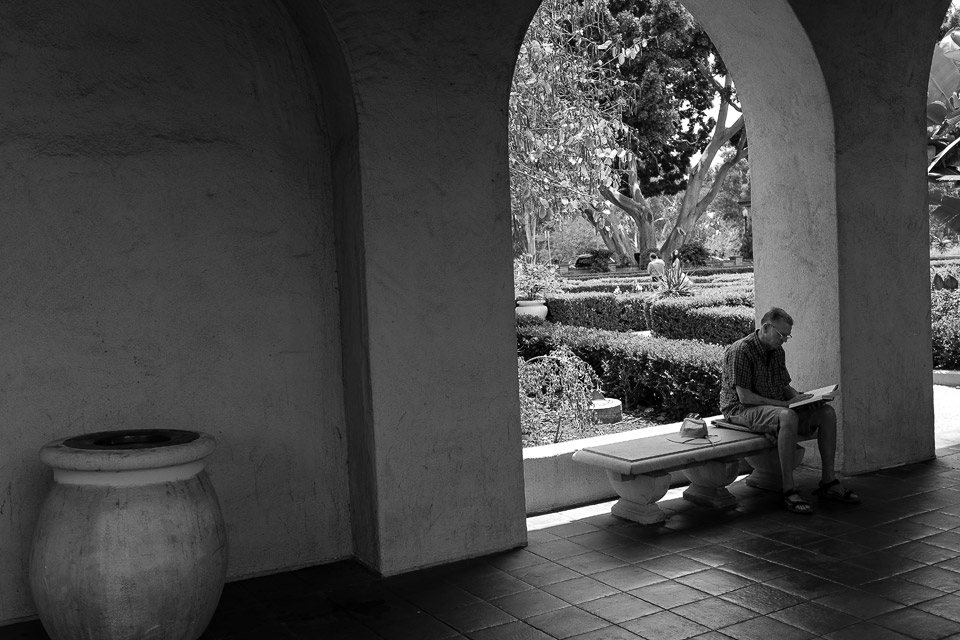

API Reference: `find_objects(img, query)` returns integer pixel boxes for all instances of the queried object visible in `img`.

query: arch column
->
[285,0,536,575]
[685,0,944,474]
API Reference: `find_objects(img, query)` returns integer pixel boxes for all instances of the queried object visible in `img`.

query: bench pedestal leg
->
[682,460,740,508]
[606,470,670,524]
[744,444,806,492]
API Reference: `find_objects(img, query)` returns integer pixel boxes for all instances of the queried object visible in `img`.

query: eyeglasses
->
[765,323,792,341]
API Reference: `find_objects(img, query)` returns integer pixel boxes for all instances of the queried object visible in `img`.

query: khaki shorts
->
[725,404,829,438]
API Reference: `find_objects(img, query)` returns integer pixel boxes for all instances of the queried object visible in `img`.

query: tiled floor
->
[8,445,960,639]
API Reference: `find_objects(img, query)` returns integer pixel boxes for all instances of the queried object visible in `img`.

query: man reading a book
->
[720,307,860,514]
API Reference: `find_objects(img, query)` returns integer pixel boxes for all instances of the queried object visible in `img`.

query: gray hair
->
[760,307,793,326]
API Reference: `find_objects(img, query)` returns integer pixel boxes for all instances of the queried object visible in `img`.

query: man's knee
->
[776,409,799,441]
[819,403,837,423]
[778,408,799,429]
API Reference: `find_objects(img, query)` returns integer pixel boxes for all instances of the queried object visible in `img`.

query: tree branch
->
[693,133,748,216]
[694,61,741,112]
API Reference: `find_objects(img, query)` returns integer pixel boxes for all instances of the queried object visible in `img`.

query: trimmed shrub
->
[685,306,755,344]
[515,314,546,328]
[561,278,647,294]
[547,291,658,331]
[605,336,723,418]
[516,322,724,419]
[684,265,754,277]
[649,288,754,340]
[546,292,619,330]
[933,290,960,369]
[616,293,650,331]
[691,273,754,286]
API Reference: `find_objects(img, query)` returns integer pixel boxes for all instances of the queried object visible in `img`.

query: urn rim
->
[39,429,217,471]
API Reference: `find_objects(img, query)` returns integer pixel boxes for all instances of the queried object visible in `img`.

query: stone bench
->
[571,417,815,524]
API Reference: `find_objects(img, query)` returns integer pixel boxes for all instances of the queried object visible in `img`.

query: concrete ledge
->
[934,370,960,387]
[523,421,688,515]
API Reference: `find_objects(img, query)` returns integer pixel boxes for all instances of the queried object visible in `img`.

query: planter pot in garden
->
[516,299,548,320]
[29,429,227,640]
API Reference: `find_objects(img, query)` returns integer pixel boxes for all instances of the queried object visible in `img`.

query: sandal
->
[813,479,860,504]
[782,488,814,515]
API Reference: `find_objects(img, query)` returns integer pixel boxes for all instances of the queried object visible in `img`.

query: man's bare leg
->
[777,409,800,491]
[814,404,838,484]
[811,404,859,502]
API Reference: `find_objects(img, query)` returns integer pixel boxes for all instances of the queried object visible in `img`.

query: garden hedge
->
[647,289,754,343]
[932,290,960,369]
[683,305,755,344]
[546,292,654,331]
[561,278,647,294]
[546,286,753,339]
[545,292,620,330]
[517,322,723,419]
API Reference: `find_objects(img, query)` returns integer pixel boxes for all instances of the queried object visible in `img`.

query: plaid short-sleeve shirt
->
[720,330,791,415]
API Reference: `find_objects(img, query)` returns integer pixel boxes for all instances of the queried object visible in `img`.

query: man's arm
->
[783,385,808,401]
[735,385,792,408]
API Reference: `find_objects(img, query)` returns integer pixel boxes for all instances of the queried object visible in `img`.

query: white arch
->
[683,0,840,390]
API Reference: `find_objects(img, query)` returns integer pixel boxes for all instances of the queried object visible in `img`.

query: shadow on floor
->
[7,444,960,639]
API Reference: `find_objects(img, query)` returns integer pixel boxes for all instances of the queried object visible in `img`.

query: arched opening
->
[512,0,840,514]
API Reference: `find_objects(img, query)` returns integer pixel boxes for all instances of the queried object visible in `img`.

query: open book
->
[788,384,839,409]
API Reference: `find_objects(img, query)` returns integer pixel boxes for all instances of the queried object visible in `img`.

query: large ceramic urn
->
[29,429,227,640]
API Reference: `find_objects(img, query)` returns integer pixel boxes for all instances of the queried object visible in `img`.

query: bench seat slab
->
[572,428,770,476]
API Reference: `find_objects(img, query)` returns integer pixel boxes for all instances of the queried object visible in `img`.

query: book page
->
[788,384,839,409]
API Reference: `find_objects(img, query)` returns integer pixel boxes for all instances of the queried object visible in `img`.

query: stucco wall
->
[786,0,944,472]
[306,0,535,574]
[0,0,350,623]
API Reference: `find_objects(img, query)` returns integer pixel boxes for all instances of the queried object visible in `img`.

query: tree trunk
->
[598,158,654,265]
[660,77,747,259]
[580,206,635,264]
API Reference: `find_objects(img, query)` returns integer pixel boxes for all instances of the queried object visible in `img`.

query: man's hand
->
[785,393,812,406]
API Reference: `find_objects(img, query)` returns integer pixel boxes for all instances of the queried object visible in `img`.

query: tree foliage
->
[509,0,636,259]
[590,0,722,197]
[509,0,748,264]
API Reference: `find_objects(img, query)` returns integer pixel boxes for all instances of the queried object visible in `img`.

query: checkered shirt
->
[720,330,792,415]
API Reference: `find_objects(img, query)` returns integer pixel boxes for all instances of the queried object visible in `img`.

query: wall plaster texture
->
[0,0,350,623]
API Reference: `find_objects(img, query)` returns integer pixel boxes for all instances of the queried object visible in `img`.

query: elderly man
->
[720,307,860,514]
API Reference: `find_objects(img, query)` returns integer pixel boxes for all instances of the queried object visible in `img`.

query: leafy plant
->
[932,290,960,368]
[518,345,600,444]
[514,257,563,301]
[655,265,694,297]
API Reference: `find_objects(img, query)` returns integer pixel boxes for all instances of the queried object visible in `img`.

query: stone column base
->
[682,459,741,508]
[606,470,670,524]
[744,444,806,492]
